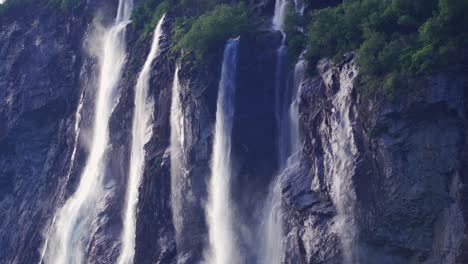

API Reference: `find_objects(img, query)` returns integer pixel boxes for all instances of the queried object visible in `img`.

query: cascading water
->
[272,0,289,168]
[259,3,292,263]
[275,39,289,168]
[293,0,304,15]
[289,57,306,152]
[260,58,306,264]
[169,65,186,257]
[38,91,85,264]
[272,0,288,31]
[204,38,240,264]
[321,61,359,263]
[41,0,133,263]
[117,14,165,264]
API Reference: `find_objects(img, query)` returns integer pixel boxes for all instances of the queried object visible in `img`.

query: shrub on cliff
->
[284,3,306,63]
[306,0,468,95]
[171,3,252,62]
[132,0,170,37]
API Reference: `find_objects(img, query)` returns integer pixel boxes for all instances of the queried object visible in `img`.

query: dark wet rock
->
[285,56,468,263]
[0,4,89,264]
[1,1,468,264]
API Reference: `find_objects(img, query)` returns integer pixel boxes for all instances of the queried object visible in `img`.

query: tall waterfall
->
[204,38,240,264]
[272,0,289,168]
[260,3,291,263]
[260,58,306,264]
[275,40,289,168]
[169,65,186,257]
[42,0,133,263]
[118,14,165,264]
[322,61,359,263]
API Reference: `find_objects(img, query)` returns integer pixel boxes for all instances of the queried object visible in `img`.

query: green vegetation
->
[178,0,219,16]
[171,3,252,62]
[306,0,468,95]
[131,0,171,37]
[284,3,306,63]
[132,0,252,64]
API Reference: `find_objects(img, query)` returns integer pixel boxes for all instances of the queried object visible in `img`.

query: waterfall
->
[261,3,293,263]
[260,58,306,264]
[322,61,359,263]
[169,65,186,258]
[273,0,289,167]
[38,91,85,264]
[263,0,307,261]
[293,0,304,15]
[289,58,306,152]
[275,39,289,169]
[272,0,288,31]
[42,0,133,263]
[118,14,165,264]
[204,38,240,264]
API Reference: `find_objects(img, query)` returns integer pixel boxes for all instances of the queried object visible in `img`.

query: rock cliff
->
[0,1,467,264]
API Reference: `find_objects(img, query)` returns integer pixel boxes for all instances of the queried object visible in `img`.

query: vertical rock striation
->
[281,53,468,263]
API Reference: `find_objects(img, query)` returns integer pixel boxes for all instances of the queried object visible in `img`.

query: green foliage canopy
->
[131,0,171,37]
[306,0,468,95]
[171,3,252,62]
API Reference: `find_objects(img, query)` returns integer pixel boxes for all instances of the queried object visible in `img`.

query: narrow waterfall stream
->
[205,38,240,264]
[273,0,289,168]
[323,62,359,264]
[169,65,186,259]
[275,39,289,168]
[289,58,306,152]
[259,2,294,263]
[41,0,133,263]
[118,14,166,264]
[260,58,306,264]
[38,91,85,264]
[272,0,288,31]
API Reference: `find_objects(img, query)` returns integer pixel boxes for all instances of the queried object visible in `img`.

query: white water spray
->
[38,91,85,264]
[260,58,306,264]
[169,64,188,257]
[260,4,291,264]
[204,38,240,264]
[118,14,165,264]
[289,57,306,152]
[321,61,359,263]
[272,0,289,31]
[272,0,289,167]
[42,1,133,263]
[293,0,304,15]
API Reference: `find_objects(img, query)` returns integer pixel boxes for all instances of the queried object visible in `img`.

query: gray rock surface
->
[0,5,89,263]
[282,54,468,263]
[1,2,467,264]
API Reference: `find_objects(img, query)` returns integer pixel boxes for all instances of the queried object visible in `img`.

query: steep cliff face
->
[281,54,468,263]
[1,0,467,264]
[0,5,89,263]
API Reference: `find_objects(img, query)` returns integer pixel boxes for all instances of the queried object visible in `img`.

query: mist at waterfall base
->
[40,0,133,263]
[118,14,165,264]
